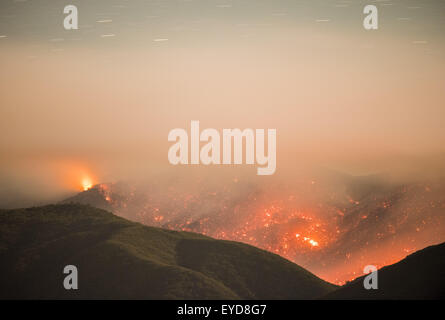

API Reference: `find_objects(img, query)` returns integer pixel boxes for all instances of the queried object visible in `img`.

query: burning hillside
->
[63,173,445,284]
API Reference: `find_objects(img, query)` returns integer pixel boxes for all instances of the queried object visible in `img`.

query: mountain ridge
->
[0,203,336,299]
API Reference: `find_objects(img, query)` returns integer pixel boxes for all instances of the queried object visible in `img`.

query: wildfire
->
[84,178,445,285]
[296,234,319,247]
[82,177,93,191]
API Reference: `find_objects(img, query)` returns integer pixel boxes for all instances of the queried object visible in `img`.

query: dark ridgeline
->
[0,204,335,299]
[324,242,445,299]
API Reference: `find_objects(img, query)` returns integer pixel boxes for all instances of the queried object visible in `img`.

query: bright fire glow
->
[82,177,93,191]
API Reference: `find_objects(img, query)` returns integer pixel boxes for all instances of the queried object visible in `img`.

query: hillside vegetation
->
[0,204,336,299]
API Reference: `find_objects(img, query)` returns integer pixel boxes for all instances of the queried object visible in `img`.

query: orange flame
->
[81,177,93,191]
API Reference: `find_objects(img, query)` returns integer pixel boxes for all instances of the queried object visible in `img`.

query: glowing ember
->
[309,239,319,247]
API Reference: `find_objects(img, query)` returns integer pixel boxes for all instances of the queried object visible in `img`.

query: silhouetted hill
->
[0,204,336,299]
[324,242,445,299]
[62,186,112,211]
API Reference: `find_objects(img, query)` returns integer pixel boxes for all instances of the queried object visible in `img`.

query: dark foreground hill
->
[0,204,336,299]
[324,242,445,299]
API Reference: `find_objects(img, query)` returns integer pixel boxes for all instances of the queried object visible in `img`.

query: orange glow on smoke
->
[52,160,97,191]
[21,158,98,192]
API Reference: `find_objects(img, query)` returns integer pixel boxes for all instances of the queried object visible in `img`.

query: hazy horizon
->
[2,1,445,204]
